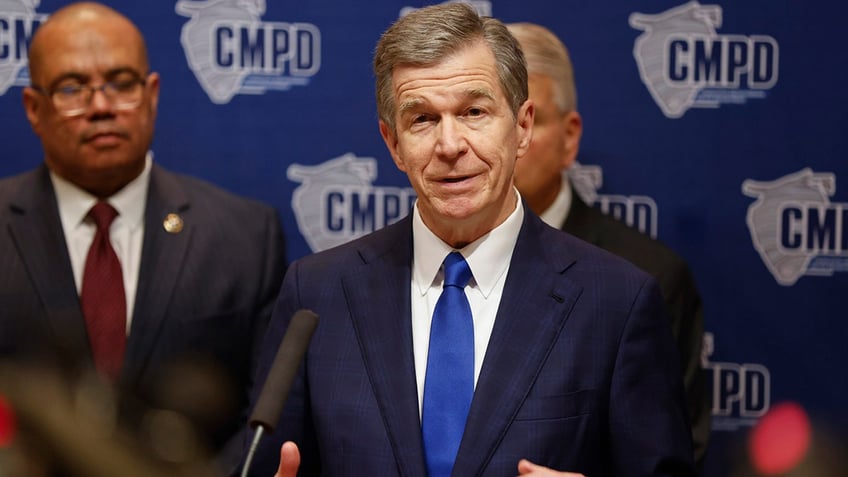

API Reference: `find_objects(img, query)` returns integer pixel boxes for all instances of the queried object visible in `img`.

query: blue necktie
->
[422,251,474,477]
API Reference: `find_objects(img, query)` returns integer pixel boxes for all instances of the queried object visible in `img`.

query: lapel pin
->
[163,213,184,234]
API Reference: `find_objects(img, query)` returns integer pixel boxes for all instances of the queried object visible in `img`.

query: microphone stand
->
[240,425,266,477]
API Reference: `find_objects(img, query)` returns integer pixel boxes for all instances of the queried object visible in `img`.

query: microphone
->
[241,309,319,477]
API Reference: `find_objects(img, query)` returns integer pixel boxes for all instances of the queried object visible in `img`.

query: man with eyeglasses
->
[0,1,287,465]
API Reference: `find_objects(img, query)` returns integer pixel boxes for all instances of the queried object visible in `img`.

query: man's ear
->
[561,111,583,170]
[379,120,406,172]
[22,87,43,134]
[146,71,161,116]
[515,99,534,157]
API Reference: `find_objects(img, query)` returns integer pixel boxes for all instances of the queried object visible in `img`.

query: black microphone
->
[241,309,319,477]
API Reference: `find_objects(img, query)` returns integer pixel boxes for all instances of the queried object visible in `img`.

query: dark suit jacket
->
[247,207,696,477]
[0,163,286,450]
[562,188,709,465]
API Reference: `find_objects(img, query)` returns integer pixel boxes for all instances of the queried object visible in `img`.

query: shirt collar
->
[538,171,572,228]
[51,152,152,231]
[412,188,525,298]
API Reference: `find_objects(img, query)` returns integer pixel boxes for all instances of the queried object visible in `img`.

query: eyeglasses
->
[31,75,148,117]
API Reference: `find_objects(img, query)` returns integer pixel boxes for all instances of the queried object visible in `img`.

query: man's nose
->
[434,117,468,159]
[86,86,114,115]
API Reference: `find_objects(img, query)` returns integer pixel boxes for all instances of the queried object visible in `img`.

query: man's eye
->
[110,80,139,92]
[54,85,84,96]
[412,115,430,124]
[466,108,483,117]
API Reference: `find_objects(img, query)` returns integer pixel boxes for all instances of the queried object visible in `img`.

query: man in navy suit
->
[506,22,710,467]
[0,1,286,456]
[249,3,695,476]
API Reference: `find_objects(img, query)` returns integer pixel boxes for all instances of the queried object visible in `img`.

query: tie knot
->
[88,201,119,232]
[443,252,472,288]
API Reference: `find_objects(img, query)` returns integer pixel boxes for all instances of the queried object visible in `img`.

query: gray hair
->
[373,3,528,132]
[506,22,577,114]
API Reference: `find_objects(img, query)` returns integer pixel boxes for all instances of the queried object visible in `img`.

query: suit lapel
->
[123,165,192,378]
[455,212,582,476]
[343,218,428,476]
[7,166,91,360]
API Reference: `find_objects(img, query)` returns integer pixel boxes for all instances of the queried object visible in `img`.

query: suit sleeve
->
[248,207,288,386]
[609,277,697,477]
[657,261,710,467]
[245,259,321,477]
[217,206,288,476]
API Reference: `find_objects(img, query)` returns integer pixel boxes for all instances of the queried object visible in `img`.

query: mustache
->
[81,123,131,143]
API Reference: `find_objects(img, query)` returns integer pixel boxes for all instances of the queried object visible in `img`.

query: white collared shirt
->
[538,171,573,228]
[411,189,524,416]
[51,153,152,333]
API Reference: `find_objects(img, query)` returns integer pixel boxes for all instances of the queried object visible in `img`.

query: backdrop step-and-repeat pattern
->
[1,1,845,474]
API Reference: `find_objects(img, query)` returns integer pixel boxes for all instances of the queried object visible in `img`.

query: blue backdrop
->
[2,0,845,474]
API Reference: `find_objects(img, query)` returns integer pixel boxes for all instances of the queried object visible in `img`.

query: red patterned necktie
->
[80,201,126,380]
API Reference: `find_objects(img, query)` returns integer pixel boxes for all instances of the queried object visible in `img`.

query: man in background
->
[506,21,709,465]
[0,1,286,464]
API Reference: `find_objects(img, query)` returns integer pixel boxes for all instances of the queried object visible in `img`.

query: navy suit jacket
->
[248,206,696,477]
[0,163,286,449]
[562,188,709,465]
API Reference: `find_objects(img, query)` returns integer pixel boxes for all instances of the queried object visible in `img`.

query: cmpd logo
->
[288,153,416,252]
[569,162,658,238]
[743,168,848,286]
[176,0,320,104]
[702,332,771,431]
[629,1,779,118]
[0,0,46,96]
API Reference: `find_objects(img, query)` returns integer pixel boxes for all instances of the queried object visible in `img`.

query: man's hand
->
[517,459,585,476]
[274,441,300,477]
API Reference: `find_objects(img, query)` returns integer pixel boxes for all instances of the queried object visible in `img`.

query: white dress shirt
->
[51,154,152,333]
[411,189,524,416]
[538,172,573,228]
